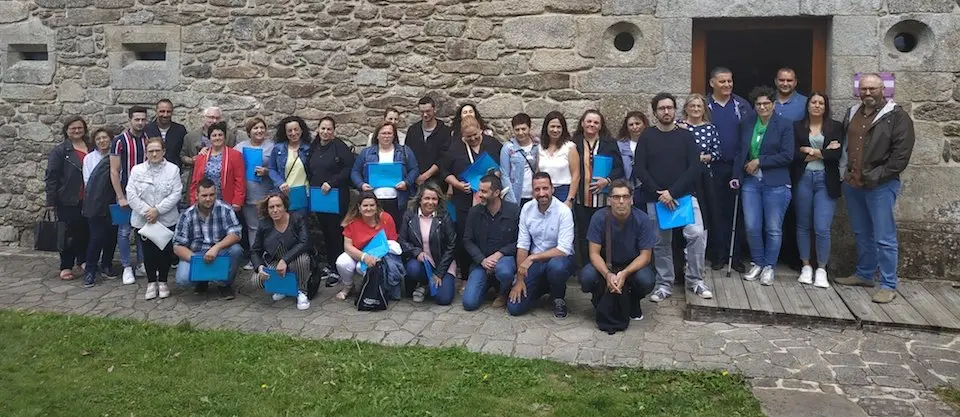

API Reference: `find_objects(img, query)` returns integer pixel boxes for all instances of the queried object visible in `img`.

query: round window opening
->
[614,32,635,52]
[893,32,918,53]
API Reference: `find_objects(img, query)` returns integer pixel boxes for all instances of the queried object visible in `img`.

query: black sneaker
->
[711,262,724,271]
[552,298,568,319]
[630,305,644,321]
[83,273,96,288]
[323,267,341,287]
[218,286,235,300]
[101,266,119,279]
[732,261,746,273]
[193,282,209,295]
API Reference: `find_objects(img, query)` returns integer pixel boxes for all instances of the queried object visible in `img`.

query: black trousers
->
[454,207,471,280]
[574,205,601,269]
[140,228,174,283]
[706,162,746,265]
[57,204,88,270]
[314,212,344,267]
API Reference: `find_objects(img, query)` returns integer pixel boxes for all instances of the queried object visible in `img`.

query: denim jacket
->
[267,141,311,191]
[499,137,539,204]
[350,145,419,207]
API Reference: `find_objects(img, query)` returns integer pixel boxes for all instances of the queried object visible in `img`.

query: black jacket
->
[144,121,188,168]
[45,140,89,207]
[308,138,355,212]
[573,135,625,205]
[463,201,520,265]
[406,120,452,176]
[82,156,116,218]
[398,208,456,278]
[443,135,503,212]
[251,212,311,268]
[792,119,845,199]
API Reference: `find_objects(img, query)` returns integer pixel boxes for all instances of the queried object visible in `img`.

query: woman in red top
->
[189,121,245,210]
[334,191,398,300]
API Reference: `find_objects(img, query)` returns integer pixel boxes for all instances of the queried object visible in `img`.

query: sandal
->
[59,269,74,280]
[335,286,353,301]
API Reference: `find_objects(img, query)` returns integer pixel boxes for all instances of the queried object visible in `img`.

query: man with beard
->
[462,174,521,311]
[833,73,915,304]
[508,172,575,318]
[182,106,236,167]
[144,99,187,168]
[773,68,808,122]
[405,96,452,188]
[110,106,149,284]
[634,93,713,303]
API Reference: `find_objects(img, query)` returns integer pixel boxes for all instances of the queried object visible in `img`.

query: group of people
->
[42,69,915,326]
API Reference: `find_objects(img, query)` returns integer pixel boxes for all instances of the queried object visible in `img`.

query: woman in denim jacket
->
[500,113,540,206]
[268,116,312,214]
[351,121,419,223]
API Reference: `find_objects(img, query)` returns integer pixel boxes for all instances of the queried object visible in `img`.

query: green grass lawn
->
[0,310,763,417]
[937,387,960,413]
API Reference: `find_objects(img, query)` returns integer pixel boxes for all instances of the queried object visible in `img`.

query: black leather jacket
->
[251,212,311,268]
[398,208,456,278]
[45,140,89,207]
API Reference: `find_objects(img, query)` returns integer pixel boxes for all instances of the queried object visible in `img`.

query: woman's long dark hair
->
[341,191,382,227]
[451,103,489,135]
[275,116,311,144]
[617,111,648,140]
[540,111,571,149]
[573,109,612,140]
[800,91,832,128]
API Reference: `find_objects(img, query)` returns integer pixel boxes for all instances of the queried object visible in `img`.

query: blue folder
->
[288,186,308,211]
[109,204,132,226]
[309,188,340,214]
[460,152,499,192]
[367,163,403,189]
[655,195,695,230]
[263,268,299,297]
[592,155,613,193]
[242,147,263,183]
[357,230,390,274]
[424,260,439,297]
[189,255,231,282]
[447,201,457,222]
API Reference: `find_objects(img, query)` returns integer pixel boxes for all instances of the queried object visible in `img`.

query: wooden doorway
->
[692,18,828,97]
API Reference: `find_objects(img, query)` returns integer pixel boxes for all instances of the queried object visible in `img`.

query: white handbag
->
[138,222,174,248]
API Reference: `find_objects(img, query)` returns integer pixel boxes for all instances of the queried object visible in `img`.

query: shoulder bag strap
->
[605,210,614,272]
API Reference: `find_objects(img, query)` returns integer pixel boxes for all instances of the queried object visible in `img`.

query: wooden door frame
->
[691,17,828,94]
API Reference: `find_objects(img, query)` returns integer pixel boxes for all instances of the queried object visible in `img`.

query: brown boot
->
[833,274,876,287]
[871,289,897,304]
[491,295,506,308]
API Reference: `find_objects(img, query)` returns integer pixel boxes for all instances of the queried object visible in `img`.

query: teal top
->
[805,133,825,171]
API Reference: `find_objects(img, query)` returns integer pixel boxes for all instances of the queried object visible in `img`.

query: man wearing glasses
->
[578,179,657,321]
[633,93,713,302]
[833,73,915,304]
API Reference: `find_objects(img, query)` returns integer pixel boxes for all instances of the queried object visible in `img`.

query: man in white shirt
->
[508,172,576,318]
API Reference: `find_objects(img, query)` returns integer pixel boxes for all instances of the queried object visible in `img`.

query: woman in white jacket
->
[127,137,182,300]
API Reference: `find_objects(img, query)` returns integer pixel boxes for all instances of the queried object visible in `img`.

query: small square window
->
[123,43,167,64]
[8,44,49,65]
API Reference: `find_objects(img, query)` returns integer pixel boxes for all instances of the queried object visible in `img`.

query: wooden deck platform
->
[684,266,960,332]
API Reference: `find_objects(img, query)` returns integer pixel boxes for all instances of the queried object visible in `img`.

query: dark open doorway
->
[692,18,828,97]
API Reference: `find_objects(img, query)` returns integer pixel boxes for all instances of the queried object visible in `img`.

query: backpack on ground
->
[356,260,388,311]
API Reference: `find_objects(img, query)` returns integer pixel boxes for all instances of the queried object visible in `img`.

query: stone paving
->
[1,248,957,417]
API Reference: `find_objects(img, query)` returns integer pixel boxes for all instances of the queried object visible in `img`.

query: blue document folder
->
[109,204,132,226]
[424,260,439,297]
[447,201,457,222]
[242,147,263,183]
[189,255,231,282]
[287,186,307,211]
[367,163,403,189]
[357,230,390,274]
[655,195,695,230]
[263,268,299,297]
[309,188,340,214]
[592,155,613,193]
[460,152,499,192]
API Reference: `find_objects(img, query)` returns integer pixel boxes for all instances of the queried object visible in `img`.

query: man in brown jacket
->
[834,73,915,303]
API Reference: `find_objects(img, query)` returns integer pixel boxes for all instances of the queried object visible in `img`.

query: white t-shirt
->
[520,143,534,199]
[537,141,575,186]
[159,126,169,140]
[374,148,398,199]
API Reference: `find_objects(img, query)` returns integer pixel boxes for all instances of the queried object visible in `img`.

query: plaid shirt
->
[173,200,242,253]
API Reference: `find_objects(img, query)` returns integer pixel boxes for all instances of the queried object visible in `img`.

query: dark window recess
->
[125,43,168,61]
[614,32,635,52]
[893,33,917,53]
[9,44,49,61]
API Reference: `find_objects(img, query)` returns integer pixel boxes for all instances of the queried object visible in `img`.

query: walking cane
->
[726,192,740,278]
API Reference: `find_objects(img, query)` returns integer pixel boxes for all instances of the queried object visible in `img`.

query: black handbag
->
[34,209,66,252]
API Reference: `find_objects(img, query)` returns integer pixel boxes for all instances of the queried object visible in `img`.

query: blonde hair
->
[459,115,481,134]
[407,182,448,212]
[683,93,712,123]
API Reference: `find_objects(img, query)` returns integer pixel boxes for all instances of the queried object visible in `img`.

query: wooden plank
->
[743,278,784,313]
[773,279,820,317]
[835,285,891,323]
[898,282,960,330]
[807,285,856,321]
[721,270,751,311]
[866,288,929,327]
[687,268,719,309]
[925,281,960,320]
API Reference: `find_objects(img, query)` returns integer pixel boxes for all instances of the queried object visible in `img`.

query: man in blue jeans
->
[508,172,575,318]
[579,180,657,320]
[462,174,520,311]
[110,106,149,284]
[834,73,915,304]
[173,178,244,300]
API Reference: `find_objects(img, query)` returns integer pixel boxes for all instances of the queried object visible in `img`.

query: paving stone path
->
[1,248,957,417]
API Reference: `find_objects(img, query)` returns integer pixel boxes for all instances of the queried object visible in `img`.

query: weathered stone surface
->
[602,0,656,15]
[58,80,85,103]
[912,121,947,166]
[576,54,688,93]
[502,15,576,48]
[829,16,878,56]
[662,18,692,52]
[879,14,960,72]
[656,0,801,17]
[476,0,545,17]
[211,65,262,79]
[829,56,879,103]
[94,0,134,8]
[64,8,122,25]
[182,26,223,43]
[545,0,601,13]
[464,19,494,41]
[0,2,31,23]
[0,84,57,101]
[888,0,956,13]
[529,50,593,72]
[475,73,570,90]
[437,60,502,76]
[424,20,465,37]
[355,69,388,87]
[753,389,870,417]
[799,0,882,15]
[575,16,662,67]
[445,38,480,60]
[944,123,960,138]
[915,103,960,123]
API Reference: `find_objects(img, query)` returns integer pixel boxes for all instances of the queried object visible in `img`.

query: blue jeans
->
[795,170,837,266]
[462,256,516,311]
[174,244,244,287]
[844,180,901,290]
[553,185,570,202]
[117,222,143,268]
[578,263,656,301]
[404,258,456,305]
[741,176,792,267]
[507,255,572,316]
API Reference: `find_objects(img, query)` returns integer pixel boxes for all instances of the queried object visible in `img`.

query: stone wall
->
[0,0,958,280]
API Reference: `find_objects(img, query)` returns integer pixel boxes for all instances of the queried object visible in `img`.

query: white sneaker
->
[760,266,775,286]
[743,263,762,281]
[242,261,253,271]
[412,285,426,303]
[296,291,310,310]
[144,283,158,300]
[136,264,146,277]
[648,288,670,303]
[798,265,813,285]
[814,268,830,288]
[158,282,170,299]
[272,293,286,301]
[122,267,135,285]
